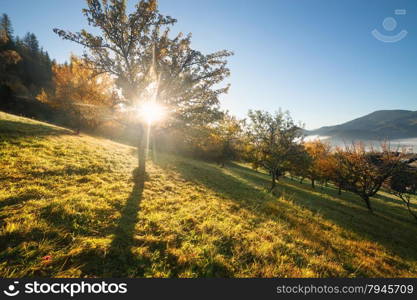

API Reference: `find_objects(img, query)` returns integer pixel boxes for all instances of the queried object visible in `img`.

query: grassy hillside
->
[1,111,417,278]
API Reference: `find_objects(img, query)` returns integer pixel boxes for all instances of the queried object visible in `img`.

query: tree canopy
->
[334,143,404,212]
[246,110,304,191]
[53,0,233,128]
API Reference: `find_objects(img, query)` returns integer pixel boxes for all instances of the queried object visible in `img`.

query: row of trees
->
[186,109,417,221]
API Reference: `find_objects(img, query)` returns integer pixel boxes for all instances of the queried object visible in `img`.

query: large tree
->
[246,110,304,191]
[54,0,232,178]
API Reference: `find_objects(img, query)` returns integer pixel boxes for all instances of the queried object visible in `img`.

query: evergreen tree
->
[0,13,53,100]
[0,14,14,46]
[23,32,39,54]
[0,13,21,100]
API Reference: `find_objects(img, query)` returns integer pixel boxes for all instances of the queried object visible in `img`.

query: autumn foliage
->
[303,140,332,189]
[37,56,116,131]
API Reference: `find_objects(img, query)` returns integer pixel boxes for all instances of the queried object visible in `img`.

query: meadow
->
[1,111,417,278]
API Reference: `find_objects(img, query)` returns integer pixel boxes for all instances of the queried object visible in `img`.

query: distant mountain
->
[308,110,417,140]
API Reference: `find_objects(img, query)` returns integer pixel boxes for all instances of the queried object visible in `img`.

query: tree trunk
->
[137,123,147,179]
[363,195,373,213]
[311,179,315,189]
[402,196,417,223]
[406,203,417,223]
[338,185,342,196]
[270,171,276,192]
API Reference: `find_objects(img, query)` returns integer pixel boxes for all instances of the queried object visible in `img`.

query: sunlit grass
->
[0,111,416,277]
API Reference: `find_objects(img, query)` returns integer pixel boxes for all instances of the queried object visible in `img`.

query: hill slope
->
[1,111,417,277]
[309,110,417,140]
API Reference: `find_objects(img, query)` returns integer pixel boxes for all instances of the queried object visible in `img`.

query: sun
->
[137,101,166,124]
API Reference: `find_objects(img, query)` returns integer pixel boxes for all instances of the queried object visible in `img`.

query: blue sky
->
[2,0,417,129]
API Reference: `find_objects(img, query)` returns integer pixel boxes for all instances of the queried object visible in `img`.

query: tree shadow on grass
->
[154,157,271,207]
[76,169,148,277]
[374,192,417,210]
[4,168,150,277]
[228,163,417,257]
[26,166,110,178]
[0,194,34,210]
[107,170,146,276]
[154,156,417,264]
[0,119,71,140]
[0,228,63,254]
[229,162,417,223]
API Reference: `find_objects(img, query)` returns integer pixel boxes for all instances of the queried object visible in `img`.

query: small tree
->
[334,143,403,213]
[388,165,417,223]
[176,113,243,165]
[304,140,332,189]
[320,152,343,195]
[211,114,244,167]
[246,110,304,191]
[288,147,311,183]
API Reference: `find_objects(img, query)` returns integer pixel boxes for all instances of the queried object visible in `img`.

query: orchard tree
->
[304,140,332,189]
[246,110,304,191]
[211,113,244,167]
[174,113,243,164]
[323,152,344,195]
[334,143,404,213]
[288,147,311,184]
[54,0,232,179]
[388,165,417,223]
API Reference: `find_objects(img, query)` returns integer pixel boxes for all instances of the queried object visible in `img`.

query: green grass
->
[1,111,417,277]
